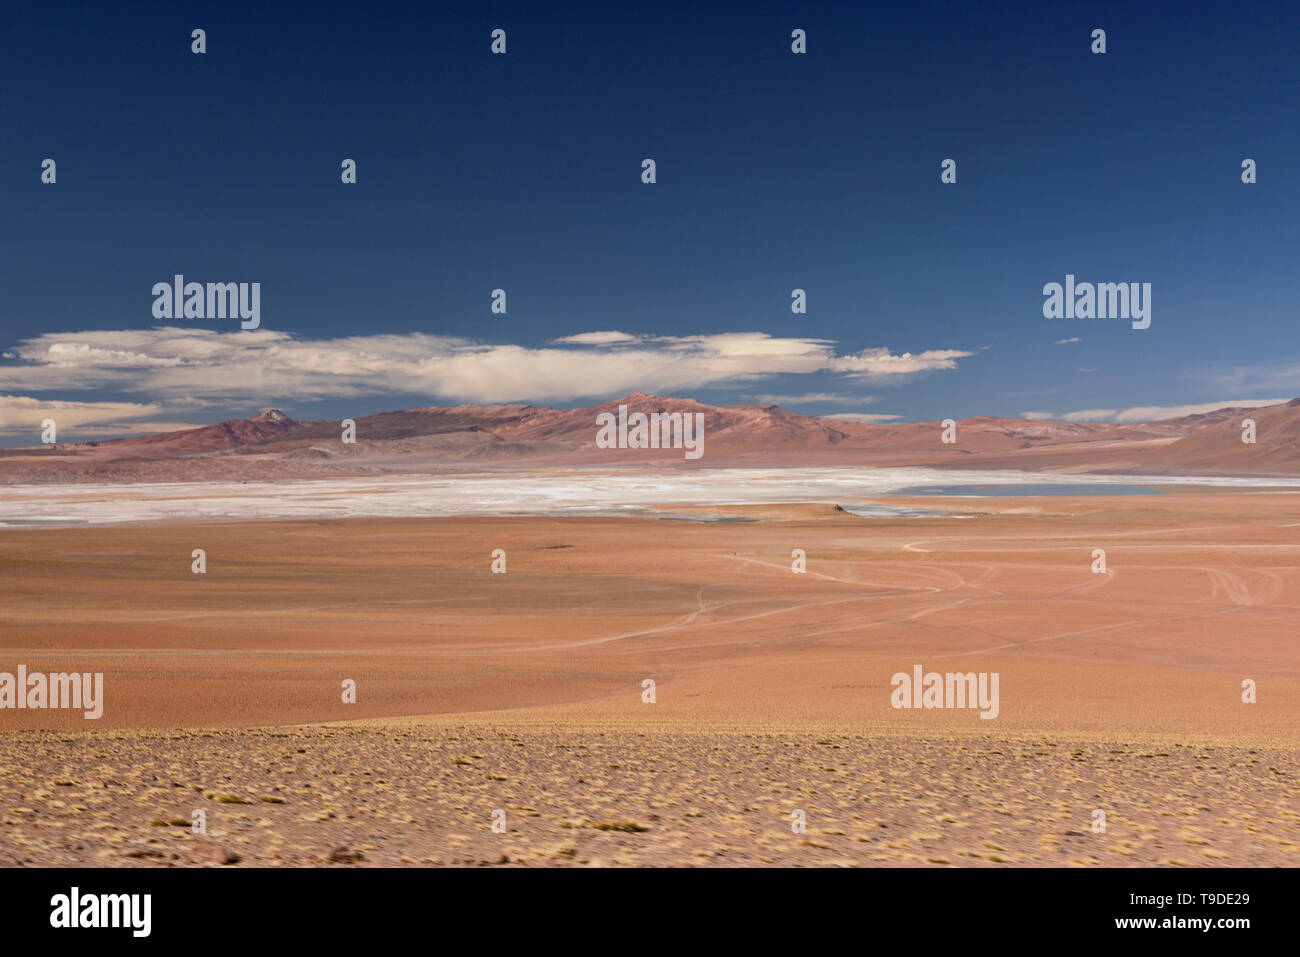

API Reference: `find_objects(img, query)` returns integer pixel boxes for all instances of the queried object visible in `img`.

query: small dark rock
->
[190,840,240,865]
[329,846,365,864]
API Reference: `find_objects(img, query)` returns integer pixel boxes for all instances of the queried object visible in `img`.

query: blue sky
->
[2,0,1298,444]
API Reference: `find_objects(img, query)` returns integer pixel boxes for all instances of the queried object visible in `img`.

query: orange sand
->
[1,491,1296,866]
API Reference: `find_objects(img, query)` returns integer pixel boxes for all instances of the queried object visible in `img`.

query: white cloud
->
[1112,398,1287,423]
[1061,408,1119,422]
[550,331,640,345]
[0,394,200,436]
[745,393,875,405]
[0,328,972,405]
[1053,337,1082,345]
[1044,398,1288,424]
[821,413,902,423]
[1020,411,1056,420]
[827,346,972,378]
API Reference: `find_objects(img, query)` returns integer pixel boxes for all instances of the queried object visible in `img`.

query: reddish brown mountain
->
[2,395,1296,483]
[1138,398,1300,473]
[114,409,303,453]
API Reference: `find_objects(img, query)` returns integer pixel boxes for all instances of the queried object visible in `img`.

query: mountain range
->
[2,394,1297,484]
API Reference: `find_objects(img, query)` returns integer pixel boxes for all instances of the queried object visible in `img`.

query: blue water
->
[889,483,1164,497]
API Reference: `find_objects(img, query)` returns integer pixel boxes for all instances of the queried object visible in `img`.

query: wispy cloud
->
[1052,337,1082,345]
[1197,363,1300,394]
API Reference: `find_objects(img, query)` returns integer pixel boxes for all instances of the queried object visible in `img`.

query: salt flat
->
[4,466,1300,527]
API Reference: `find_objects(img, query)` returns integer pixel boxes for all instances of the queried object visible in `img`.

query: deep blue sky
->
[2,1,1298,443]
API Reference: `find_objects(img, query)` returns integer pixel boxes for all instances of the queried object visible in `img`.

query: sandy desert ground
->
[0,489,1296,865]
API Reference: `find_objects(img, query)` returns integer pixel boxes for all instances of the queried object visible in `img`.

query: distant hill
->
[2,394,1296,483]
[1137,398,1300,474]
[113,408,303,452]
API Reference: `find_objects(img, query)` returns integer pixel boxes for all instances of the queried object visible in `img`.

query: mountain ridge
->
[3,394,1296,482]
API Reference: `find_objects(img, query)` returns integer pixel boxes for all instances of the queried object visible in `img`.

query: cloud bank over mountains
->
[0,327,971,433]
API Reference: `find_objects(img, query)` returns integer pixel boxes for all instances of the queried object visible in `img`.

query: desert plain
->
[0,487,1296,866]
